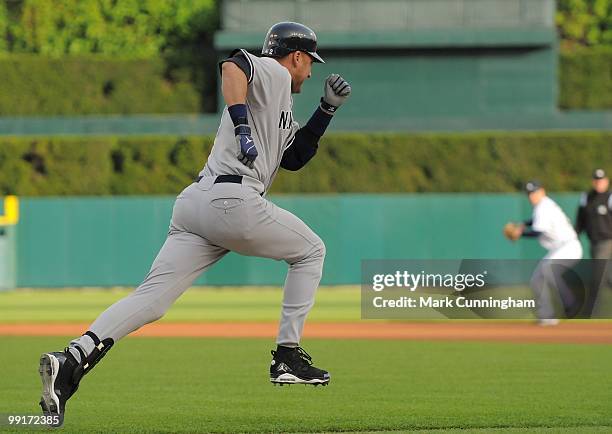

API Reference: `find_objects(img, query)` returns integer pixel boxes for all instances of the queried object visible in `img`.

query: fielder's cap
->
[525,180,543,194]
[592,168,607,179]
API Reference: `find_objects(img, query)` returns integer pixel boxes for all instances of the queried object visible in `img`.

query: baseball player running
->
[38,21,351,426]
[505,181,583,325]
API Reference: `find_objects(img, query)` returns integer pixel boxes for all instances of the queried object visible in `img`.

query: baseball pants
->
[589,239,612,317]
[590,239,612,291]
[77,176,325,347]
[530,239,583,319]
[590,239,612,260]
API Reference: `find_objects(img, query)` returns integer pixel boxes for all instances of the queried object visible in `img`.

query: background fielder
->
[37,21,351,427]
[504,180,583,324]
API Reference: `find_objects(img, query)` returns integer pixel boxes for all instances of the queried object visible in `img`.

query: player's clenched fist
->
[320,74,351,115]
[235,124,258,169]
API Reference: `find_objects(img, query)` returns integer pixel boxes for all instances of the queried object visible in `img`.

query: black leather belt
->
[195,175,243,184]
[195,174,263,196]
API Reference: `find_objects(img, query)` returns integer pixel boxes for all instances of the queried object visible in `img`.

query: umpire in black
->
[576,169,612,259]
[575,168,612,316]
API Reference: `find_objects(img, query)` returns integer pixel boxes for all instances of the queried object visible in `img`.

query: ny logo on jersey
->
[279,110,293,130]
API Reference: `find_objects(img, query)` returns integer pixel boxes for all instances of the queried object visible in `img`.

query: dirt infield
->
[0,322,611,344]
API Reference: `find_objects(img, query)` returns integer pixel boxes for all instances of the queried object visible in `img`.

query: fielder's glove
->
[503,222,523,241]
[320,74,351,115]
[235,124,258,169]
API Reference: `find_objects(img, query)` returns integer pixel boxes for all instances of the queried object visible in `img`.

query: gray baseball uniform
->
[202,49,299,194]
[39,25,348,423]
[73,50,325,350]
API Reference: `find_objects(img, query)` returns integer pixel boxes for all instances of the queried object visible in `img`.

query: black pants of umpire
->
[587,239,612,317]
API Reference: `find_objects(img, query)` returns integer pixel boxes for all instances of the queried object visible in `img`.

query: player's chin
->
[291,82,303,94]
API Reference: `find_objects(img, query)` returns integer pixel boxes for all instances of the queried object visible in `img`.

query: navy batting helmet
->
[261,22,324,63]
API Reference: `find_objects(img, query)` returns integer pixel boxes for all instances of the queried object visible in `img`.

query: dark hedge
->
[559,47,612,110]
[1,132,610,195]
[0,55,206,115]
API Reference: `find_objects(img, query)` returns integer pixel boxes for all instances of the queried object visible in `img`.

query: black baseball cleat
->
[38,350,81,427]
[270,346,330,386]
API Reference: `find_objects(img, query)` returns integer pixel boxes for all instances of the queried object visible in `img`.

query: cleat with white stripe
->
[38,350,80,427]
[270,347,330,386]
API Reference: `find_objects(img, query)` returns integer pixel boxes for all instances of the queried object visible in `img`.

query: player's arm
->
[220,50,257,168]
[518,218,541,237]
[521,229,541,238]
[281,74,351,171]
[521,215,545,238]
[221,61,247,105]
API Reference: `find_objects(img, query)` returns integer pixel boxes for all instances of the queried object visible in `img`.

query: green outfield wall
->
[216,0,557,120]
[12,193,586,287]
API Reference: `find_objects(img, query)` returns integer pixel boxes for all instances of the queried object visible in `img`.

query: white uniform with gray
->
[78,51,324,347]
[529,197,583,319]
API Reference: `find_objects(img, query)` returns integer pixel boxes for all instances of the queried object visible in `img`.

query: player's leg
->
[531,242,583,324]
[546,241,583,318]
[530,259,558,323]
[590,240,612,317]
[39,231,227,426]
[88,231,227,342]
[200,183,328,385]
[592,239,612,288]
[200,183,326,346]
[249,203,329,386]
[39,185,228,426]
[252,204,325,349]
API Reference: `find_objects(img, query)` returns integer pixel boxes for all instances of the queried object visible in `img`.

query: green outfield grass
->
[0,337,610,433]
[0,286,549,323]
[0,287,361,323]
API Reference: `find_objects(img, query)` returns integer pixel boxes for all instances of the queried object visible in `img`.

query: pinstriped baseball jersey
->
[532,197,578,251]
[199,49,299,195]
